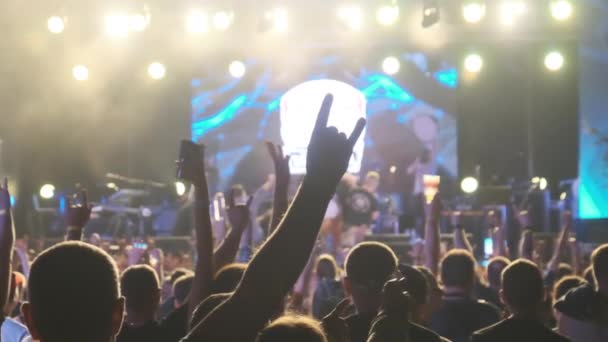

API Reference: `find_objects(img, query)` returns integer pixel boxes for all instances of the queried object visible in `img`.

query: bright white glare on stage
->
[175,182,187,196]
[148,62,166,80]
[212,11,233,31]
[461,177,479,194]
[186,10,209,34]
[47,16,65,34]
[389,165,397,174]
[551,0,573,21]
[500,1,526,26]
[464,54,483,73]
[40,184,56,199]
[545,51,564,71]
[229,60,246,78]
[72,65,89,81]
[560,192,567,201]
[376,5,399,26]
[106,182,118,190]
[105,14,130,37]
[382,56,401,75]
[130,14,148,32]
[539,177,548,190]
[337,5,363,31]
[462,2,486,23]
[265,8,288,32]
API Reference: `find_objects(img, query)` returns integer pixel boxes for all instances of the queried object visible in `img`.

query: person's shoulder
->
[554,283,596,320]
[475,299,501,314]
[470,319,506,342]
[410,322,443,342]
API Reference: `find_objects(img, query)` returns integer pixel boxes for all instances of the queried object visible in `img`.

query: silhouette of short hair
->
[213,263,247,294]
[173,274,194,304]
[501,259,544,311]
[440,249,476,288]
[121,265,159,314]
[591,244,608,283]
[345,242,397,292]
[553,275,586,301]
[256,315,327,342]
[398,264,428,304]
[487,256,509,289]
[170,267,192,285]
[583,265,595,286]
[557,263,574,281]
[316,254,339,280]
[28,241,120,342]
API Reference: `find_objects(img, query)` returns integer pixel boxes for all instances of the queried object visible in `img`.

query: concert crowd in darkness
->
[2,94,608,342]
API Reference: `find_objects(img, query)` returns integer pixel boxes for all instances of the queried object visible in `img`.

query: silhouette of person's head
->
[121,265,160,323]
[212,263,247,294]
[500,259,544,316]
[316,254,339,280]
[397,264,429,323]
[343,242,397,313]
[440,249,476,293]
[173,274,194,308]
[256,315,327,342]
[487,256,510,290]
[22,242,124,342]
[591,244,608,292]
[553,275,585,302]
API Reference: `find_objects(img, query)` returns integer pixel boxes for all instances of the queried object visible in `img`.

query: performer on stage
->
[340,171,380,248]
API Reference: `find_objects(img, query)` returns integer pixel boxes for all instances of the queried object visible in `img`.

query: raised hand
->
[226,190,253,233]
[265,142,290,190]
[322,298,351,342]
[425,193,442,226]
[305,94,366,188]
[380,278,411,320]
[66,190,92,228]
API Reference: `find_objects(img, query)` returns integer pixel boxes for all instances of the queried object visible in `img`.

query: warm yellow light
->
[229,60,246,78]
[382,56,401,75]
[338,5,363,31]
[464,54,483,73]
[462,2,486,23]
[551,0,573,21]
[72,65,89,81]
[544,51,565,71]
[148,62,166,80]
[376,5,399,26]
[186,10,209,34]
[47,16,66,34]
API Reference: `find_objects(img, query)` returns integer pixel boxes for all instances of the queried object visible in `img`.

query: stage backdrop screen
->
[191,50,458,197]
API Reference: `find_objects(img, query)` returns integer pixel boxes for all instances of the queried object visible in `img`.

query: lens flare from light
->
[175,182,187,196]
[461,177,479,194]
[550,0,573,21]
[229,60,246,78]
[462,2,486,23]
[544,51,564,71]
[148,62,166,80]
[186,10,209,34]
[40,184,56,199]
[464,54,483,73]
[47,16,66,34]
[382,56,401,75]
[376,5,399,26]
[72,65,89,81]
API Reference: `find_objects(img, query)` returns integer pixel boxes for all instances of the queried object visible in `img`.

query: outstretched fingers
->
[312,94,334,137]
[347,118,366,148]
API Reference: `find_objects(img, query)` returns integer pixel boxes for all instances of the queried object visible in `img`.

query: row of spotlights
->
[70,60,247,81]
[460,176,550,194]
[464,51,565,73]
[463,1,572,24]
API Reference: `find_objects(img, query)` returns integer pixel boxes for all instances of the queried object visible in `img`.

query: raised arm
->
[547,211,572,273]
[184,144,215,324]
[212,193,252,272]
[0,178,15,322]
[489,206,509,258]
[451,211,473,253]
[424,194,441,276]
[65,190,92,241]
[185,94,366,341]
[266,142,290,234]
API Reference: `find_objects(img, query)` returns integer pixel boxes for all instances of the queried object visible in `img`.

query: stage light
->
[500,1,526,26]
[72,65,89,81]
[212,11,233,31]
[382,56,401,75]
[531,176,540,184]
[461,177,479,194]
[105,14,131,37]
[265,8,288,32]
[337,5,363,31]
[175,181,187,196]
[389,165,397,174]
[186,10,208,34]
[148,62,166,80]
[464,54,483,73]
[47,16,65,34]
[539,177,548,190]
[462,2,486,23]
[106,182,118,190]
[229,60,246,78]
[560,192,567,201]
[376,5,399,26]
[551,0,573,21]
[130,14,148,32]
[40,184,56,199]
[545,51,564,71]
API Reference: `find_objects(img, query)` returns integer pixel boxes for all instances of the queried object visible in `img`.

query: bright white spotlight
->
[464,54,483,73]
[186,10,209,33]
[376,5,399,26]
[539,177,548,190]
[560,192,567,201]
[229,60,246,78]
[212,11,233,31]
[130,14,149,32]
[461,177,479,194]
[265,8,288,32]
[462,2,486,23]
[382,56,401,75]
[545,51,564,71]
[47,16,65,34]
[175,182,187,196]
[72,65,89,81]
[551,0,573,21]
[106,182,118,190]
[389,165,397,174]
[500,1,526,26]
[148,62,166,80]
[337,5,363,31]
[40,184,56,199]
[105,14,130,37]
